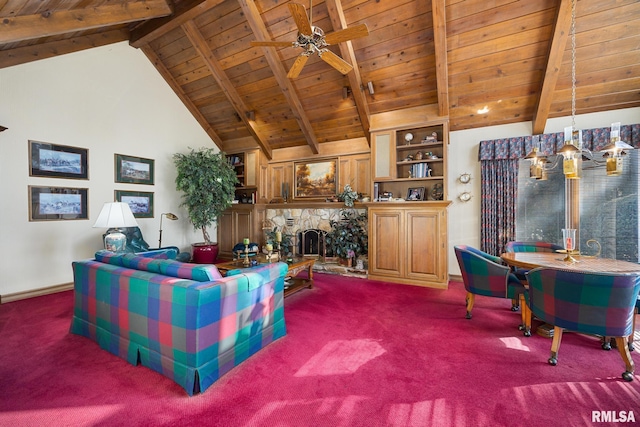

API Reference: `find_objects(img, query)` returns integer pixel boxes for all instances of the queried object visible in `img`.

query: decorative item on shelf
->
[158,212,178,248]
[415,151,423,160]
[406,187,425,201]
[93,202,139,252]
[265,243,273,262]
[281,182,290,203]
[338,184,358,207]
[403,154,413,162]
[430,183,444,200]
[562,228,578,263]
[422,132,438,143]
[459,173,471,184]
[458,192,472,202]
[404,133,414,144]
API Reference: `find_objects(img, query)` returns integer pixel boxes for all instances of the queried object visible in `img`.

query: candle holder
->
[243,242,250,267]
[562,228,578,263]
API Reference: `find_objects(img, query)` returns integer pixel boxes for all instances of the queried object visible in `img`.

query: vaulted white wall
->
[0,42,215,297]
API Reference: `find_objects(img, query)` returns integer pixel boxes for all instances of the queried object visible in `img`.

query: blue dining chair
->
[454,245,526,322]
[525,267,640,381]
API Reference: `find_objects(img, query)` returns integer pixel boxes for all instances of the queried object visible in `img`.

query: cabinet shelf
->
[396,159,442,166]
[396,142,443,150]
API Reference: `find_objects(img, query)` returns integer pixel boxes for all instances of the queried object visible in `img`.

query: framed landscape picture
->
[294,158,338,199]
[29,186,88,221]
[115,154,154,185]
[115,190,154,218]
[29,140,88,179]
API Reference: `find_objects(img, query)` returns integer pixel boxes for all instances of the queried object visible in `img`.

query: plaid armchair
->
[525,267,640,381]
[504,241,564,281]
[454,245,526,322]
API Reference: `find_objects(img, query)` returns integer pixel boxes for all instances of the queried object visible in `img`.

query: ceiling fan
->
[251,2,369,78]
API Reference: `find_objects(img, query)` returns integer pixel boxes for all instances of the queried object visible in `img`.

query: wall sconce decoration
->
[458,192,472,202]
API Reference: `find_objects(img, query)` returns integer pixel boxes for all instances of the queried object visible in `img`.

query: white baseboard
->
[1,282,73,304]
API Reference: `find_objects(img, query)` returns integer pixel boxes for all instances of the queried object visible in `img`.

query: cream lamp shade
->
[93,202,139,252]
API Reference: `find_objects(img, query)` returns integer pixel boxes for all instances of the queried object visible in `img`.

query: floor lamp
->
[159,212,178,248]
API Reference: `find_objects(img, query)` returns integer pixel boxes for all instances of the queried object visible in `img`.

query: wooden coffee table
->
[216,256,315,298]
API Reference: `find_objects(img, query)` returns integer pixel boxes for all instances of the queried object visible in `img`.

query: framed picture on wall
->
[294,158,338,199]
[115,190,154,218]
[29,140,88,179]
[29,186,88,221]
[115,154,154,185]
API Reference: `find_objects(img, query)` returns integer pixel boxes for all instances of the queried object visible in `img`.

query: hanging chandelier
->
[528,0,633,180]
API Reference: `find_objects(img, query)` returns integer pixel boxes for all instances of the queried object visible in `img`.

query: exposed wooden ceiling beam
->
[0,1,172,45]
[181,20,273,160]
[139,43,225,150]
[532,0,572,135]
[326,0,371,145]
[0,29,128,70]
[130,0,224,48]
[431,0,449,118]
[239,0,320,155]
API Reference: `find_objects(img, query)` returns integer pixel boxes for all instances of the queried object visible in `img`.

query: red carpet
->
[1,273,638,426]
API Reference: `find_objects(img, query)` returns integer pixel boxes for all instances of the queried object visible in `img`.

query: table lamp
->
[158,212,178,247]
[93,202,139,252]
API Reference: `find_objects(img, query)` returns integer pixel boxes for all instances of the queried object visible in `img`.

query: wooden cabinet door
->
[368,208,403,277]
[371,132,394,181]
[217,210,234,257]
[235,209,253,244]
[405,208,446,282]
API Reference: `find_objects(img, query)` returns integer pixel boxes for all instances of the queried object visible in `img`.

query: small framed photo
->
[29,186,88,221]
[294,158,338,199]
[406,187,425,201]
[115,190,154,218]
[29,140,88,179]
[115,154,154,185]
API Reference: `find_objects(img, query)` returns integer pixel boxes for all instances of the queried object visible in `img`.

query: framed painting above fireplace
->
[294,158,338,199]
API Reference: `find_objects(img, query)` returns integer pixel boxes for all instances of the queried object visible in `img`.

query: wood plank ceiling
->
[1,0,639,159]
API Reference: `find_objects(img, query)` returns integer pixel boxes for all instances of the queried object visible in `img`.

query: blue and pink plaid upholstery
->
[525,268,640,337]
[70,255,288,395]
[454,245,524,299]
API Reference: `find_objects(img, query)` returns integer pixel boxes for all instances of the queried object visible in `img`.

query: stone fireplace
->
[265,205,366,263]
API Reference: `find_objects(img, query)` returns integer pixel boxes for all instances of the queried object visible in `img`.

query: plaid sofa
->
[70,250,288,396]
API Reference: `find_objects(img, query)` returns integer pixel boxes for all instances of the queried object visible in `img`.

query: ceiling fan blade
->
[324,24,369,45]
[288,3,312,36]
[251,41,294,47]
[287,55,310,78]
[319,50,353,75]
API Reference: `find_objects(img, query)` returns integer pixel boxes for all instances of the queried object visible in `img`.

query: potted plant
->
[325,209,368,266]
[174,147,238,263]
